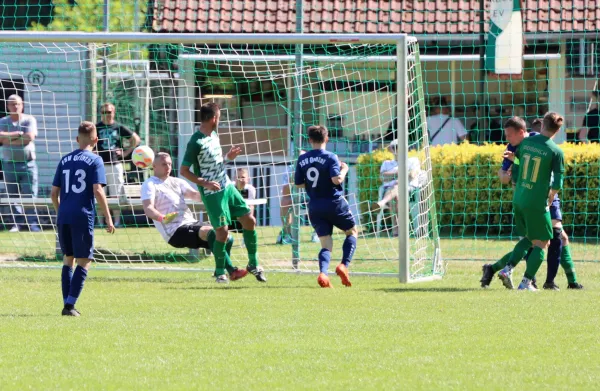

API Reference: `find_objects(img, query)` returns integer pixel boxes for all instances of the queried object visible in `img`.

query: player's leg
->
[309,209,334,288]
[543,220,563,290]
[202,191,232,283]
[558,228,583,289]
[200,225,246,280]
[317,235,334,288]
[498,205,533,289]
[517,210,553,291]
[63,225,94,315]
[332,200,357,287]
[57,224,75,308]
[231,186,266,282]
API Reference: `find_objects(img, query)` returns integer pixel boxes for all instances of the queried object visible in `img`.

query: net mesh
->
[0,36,441,279]
[0,0,598,271]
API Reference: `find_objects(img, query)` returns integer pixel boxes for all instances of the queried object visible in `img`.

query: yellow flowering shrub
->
[356,142,600,237]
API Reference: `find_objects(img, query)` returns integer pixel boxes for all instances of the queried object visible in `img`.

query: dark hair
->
[429,96,448,108]
[307,125,328,143]
[200,102,220,122]
[531,118,542,127]
[78,121,96,135]
[543,112,564,133]
[503,116,527,132]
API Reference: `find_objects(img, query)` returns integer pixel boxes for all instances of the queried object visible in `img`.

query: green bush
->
[356,142,600,238]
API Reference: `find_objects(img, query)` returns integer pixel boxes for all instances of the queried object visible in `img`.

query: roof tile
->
[153,0,599,34]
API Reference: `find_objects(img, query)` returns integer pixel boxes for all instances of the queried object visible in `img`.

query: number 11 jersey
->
[294,149,343,202]
[52,149,107,227]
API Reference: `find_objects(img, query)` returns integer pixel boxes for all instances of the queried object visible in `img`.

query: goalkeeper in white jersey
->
[141,152,247,281]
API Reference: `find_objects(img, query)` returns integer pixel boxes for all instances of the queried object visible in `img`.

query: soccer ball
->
[132,146,155,169]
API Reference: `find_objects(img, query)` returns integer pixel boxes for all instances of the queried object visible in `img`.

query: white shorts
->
[105,163,125,199]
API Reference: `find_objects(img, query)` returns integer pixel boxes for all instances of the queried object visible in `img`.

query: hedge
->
[356,142,600,238]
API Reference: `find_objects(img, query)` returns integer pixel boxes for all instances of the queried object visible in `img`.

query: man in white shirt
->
[141,152,247,281]
[426,96,467,146]
[371,140,422,212]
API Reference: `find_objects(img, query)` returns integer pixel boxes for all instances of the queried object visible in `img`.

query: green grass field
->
[0,261,599,390]
[0,226,598,272]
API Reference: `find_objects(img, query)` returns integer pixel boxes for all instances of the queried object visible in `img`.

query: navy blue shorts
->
[550,195,562,221]
[58,223,94,259]
[308,198,355,237]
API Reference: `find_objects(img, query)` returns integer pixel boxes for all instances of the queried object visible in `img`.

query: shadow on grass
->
[377,287,475,293]
[0,313,52,318]
[165,285,311,290]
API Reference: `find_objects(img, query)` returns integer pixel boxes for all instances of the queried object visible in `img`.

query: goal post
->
[0,32,443,282]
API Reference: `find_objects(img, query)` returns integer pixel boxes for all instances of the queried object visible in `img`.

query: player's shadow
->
[376,287,475,293]
[165,285,310,291]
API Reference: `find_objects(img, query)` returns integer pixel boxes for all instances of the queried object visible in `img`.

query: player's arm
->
[548,149,565,207]
[180,140,220,191]
[293,160,305,189]
[94,184,114,233]
[181,179,201,202]
[498,148,514,185]
[50,162,62,212]
[331,160,347,186]
[91,159,115,233]
[50,186,60,212]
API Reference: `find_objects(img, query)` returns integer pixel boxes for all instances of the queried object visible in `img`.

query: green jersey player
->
[180,103,266,283]
[498,112,566,291]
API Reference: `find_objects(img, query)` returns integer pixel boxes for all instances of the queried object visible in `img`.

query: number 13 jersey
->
[52,149,107,227]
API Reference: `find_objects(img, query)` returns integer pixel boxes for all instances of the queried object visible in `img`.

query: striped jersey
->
[182,131,231,196]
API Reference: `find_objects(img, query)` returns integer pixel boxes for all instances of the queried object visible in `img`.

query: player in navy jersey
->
[294,125,357,288]
[480,117,582,290]
[50,121,115,316]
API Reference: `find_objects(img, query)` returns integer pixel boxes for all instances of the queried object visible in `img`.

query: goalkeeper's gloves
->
[158,212,178,224]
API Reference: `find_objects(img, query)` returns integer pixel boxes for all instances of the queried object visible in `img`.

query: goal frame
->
[0,32,442,283]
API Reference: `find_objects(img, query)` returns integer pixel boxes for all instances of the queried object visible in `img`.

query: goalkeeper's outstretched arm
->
[142,199,177,224]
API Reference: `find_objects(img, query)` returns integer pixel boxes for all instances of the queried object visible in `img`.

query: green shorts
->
[202,184,251,228]
[513,203,552,241]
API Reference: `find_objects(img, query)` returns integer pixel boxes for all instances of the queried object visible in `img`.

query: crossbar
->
[180,53,561,62]
[0,32,407,45]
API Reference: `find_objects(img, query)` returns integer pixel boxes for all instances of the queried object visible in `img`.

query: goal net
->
[0,33,443,281]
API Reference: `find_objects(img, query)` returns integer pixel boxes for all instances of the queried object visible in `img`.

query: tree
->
[30,0,146,32]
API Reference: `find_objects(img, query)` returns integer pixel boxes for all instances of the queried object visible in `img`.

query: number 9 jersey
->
[294,149,344,202]
[52,149,107,228]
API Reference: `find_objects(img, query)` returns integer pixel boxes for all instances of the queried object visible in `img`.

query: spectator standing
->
[426,96,467,146]
[95,102,141,227]
[0,94,40,232]
[579,90,600,143]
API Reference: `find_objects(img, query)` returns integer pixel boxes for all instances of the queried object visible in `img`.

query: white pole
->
[548,42,567,143]
[396,37,410,283]
[450,60,456,117]
[291,0,304,265]
[102,0,109,103]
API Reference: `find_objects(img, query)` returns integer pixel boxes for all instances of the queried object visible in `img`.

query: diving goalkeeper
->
[141,152,247,281]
